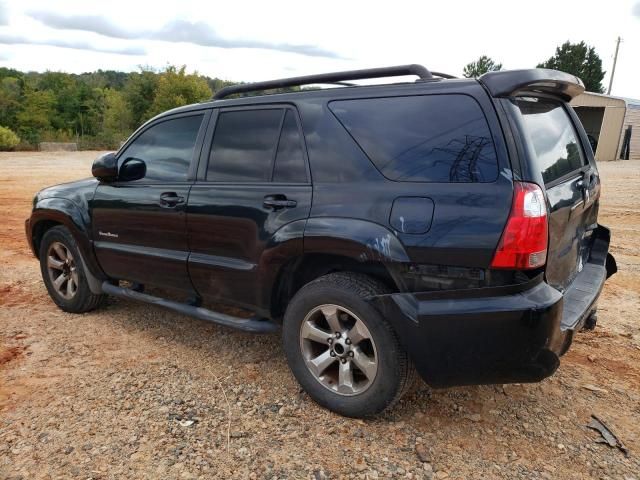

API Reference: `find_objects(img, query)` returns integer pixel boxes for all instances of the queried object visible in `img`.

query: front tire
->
[282,272,414,417]
[39,226,105,313]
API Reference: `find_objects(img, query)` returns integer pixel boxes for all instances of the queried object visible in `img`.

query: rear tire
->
[282,272,414,417]
[39,226,105,313]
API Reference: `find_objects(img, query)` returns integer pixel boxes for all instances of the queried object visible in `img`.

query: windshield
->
[513,98,586,185]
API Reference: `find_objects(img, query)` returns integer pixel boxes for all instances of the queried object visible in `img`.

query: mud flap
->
[606,253,617,279]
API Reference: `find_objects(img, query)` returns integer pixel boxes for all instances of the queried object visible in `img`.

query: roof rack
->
[213,64,453,100]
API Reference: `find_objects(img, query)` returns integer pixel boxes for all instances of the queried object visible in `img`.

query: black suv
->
[26,65,616,417]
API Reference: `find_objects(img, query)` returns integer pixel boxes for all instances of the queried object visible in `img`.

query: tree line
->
[0,40,607,150]
[0,64,305,150]
[0,65,238,150]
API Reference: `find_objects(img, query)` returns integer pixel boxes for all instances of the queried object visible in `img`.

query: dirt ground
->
[0,151,638,480]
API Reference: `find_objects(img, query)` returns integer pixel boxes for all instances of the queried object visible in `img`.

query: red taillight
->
[491,182,548,269]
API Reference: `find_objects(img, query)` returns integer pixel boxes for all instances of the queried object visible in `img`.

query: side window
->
[207,108,308,183]
[207,109,284,182]
[329,95,499,183]
[273,110,307,183]
[118,115,203,182]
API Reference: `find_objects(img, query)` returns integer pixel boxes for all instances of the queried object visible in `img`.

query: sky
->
[0,0,639,98]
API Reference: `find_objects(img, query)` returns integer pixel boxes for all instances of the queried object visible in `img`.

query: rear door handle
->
[160,192,185,207]
[263,195,297,210]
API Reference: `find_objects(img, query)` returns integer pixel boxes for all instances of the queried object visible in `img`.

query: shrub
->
[77,132,127,151]
[39,129,75,143]
[0,126,20,151]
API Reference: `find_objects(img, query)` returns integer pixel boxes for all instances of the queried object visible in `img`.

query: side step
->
[101,282,279,334]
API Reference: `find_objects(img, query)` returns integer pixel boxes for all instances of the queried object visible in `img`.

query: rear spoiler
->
[479,69,585,102]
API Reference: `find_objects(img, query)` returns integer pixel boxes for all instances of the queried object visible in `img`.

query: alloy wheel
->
[46,241,78,300]
[299,304,378,396]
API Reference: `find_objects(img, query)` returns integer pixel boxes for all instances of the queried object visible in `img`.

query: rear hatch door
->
[507,97,600,291]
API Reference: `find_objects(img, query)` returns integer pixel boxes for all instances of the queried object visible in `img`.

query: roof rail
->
[431,72,457,79]
[212,64,436,100]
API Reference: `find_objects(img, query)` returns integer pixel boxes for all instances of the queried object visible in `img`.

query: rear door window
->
[329,95,499,183]
[512,98,587,185]
[273,110,307,183]
[207,109,283,182]
[207,108,307,183]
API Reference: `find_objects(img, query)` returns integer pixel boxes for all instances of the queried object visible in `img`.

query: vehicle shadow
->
[100,293,529,422]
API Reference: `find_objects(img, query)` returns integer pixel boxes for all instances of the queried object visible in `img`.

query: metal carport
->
[571,92,640,161]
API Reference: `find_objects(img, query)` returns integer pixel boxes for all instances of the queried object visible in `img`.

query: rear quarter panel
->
[296,81,514,270]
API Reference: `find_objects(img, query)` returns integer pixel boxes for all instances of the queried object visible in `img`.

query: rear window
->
[513,98,586,185]
[329,95,499,183]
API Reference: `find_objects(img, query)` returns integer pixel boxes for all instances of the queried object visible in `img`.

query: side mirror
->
[92,152,118,182]
[119,157,146,182]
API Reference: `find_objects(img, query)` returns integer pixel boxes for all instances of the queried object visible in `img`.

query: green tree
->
[537,41,605,93]
[0,125,20,150]
[0,76,23,128]
[0,66,254,148]
[75,84,105,137]
[33,72,105,138]
[123,68,159,126]
[103,88,133,142]
[146,66,212,118]
[79,70,129,90]
[463,55,503,78]
[208,77,237,96]
[16,89,56,143]
[46,73,80,133]
[0,67,23,81]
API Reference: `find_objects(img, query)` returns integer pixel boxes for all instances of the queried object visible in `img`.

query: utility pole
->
[607,36,621,95]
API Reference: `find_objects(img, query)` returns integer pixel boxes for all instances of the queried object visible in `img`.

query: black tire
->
[39,226,105,313]
[282,272,415,417]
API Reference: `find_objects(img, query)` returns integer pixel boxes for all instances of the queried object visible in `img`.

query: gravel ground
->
[1,151,639,479]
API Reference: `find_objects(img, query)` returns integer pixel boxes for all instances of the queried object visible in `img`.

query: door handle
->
[263,195,297,210]
[160,192,185,207]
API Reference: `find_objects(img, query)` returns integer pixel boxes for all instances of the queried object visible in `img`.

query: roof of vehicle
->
[154,65,586,119]
[159,76,480,118]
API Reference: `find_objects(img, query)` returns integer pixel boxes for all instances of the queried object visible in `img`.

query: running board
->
[101,282,279,334]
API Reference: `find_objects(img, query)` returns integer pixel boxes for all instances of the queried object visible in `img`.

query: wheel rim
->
[299,304,378,396]
[46,241,78,300]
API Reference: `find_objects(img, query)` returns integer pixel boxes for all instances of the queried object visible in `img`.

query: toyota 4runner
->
[26,65,617,417]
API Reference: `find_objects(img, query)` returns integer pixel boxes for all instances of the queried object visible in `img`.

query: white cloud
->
[28,11,341,58]
[0,32,146,56]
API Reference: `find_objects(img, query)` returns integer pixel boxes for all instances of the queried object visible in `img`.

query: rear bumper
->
[371,225,615,388]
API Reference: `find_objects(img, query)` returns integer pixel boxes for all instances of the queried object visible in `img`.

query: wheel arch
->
[268,217,410,319]
[31,218,63,258]
[269,252,401,319]
[30,198,88,256]
[28,198,106,286]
